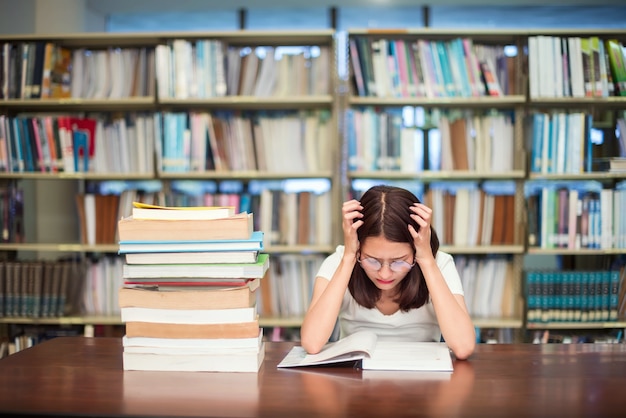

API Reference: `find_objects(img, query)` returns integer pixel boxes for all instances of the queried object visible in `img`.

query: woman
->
[300,185,475,360]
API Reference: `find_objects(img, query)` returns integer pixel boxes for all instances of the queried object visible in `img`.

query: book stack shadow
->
[117,203,268,372]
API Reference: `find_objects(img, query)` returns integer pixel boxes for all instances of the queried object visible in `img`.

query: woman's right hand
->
[342,199,363,259]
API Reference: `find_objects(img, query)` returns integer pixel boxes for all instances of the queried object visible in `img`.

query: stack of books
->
[117,202,268,372]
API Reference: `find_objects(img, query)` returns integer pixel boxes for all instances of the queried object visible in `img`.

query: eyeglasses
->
[357,256,415,273]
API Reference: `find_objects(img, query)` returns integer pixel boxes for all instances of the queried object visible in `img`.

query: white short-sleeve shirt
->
[316,245,464,342]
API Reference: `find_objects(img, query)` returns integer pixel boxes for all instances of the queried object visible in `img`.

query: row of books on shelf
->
[0,42,155,100]
[0,259,87,318]
[349,36,513,98]
[0,110,332,174]
[159,110,332,173]
[0,113,156,174]
[525,180,626,249]
[156,42,331,99]
[73,187,332,247]
[528,111,626,174]
[457,256,521,319]
[346,108,515,172]
[528,36,626,99]
[423,181,516,247]
[525,267,626,323]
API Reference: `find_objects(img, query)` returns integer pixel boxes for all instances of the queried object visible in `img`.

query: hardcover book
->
[122,253,270,279]
[118,212,254,242]
[131,201,236,220]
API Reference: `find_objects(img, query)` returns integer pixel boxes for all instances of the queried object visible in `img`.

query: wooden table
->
[1,337,626,417]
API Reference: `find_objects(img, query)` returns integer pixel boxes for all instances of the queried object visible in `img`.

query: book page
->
[362,341,453,372]
[277,331,377,368]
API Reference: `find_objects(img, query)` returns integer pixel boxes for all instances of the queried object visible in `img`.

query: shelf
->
[0,29,336,48]
[348,95,526,108]
[158,95,333,110]
[0,172,155,180]
[349,170,526,180]
[158,171,334,180]
[527,248,626,255]
[0,97,157,111]
[0,243,119,253]
[440,245,525,255]
[528,97,626,108]
[0,316,528,330]
[528,172,626,181]
[526,321,626,330]
[472,317,524,329]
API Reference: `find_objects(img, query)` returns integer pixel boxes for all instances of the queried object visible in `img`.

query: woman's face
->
[358,235,415,292]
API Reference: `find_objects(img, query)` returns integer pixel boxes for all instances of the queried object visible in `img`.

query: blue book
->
[118,231,264,253]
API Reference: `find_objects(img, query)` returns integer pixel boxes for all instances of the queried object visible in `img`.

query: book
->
[122,329,263,351]
[122,342,265,372]
[131,201,236,220]
[124,250,258,265]
[119,279,259,309]
[118,212,254,242]
[120,305,257,324]
[122,253,270,279]
[118,231,264,253]
[124,319,261,339]
[277,331,454,372]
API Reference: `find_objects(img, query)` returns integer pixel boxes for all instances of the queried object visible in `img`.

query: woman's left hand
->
[408,203,434,264]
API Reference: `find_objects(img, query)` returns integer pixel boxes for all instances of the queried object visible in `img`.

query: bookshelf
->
[345,29,529,334]
[0,30,340,343]
[1,28,626,348]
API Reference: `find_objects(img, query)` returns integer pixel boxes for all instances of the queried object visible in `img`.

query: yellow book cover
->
[131,202,236,220]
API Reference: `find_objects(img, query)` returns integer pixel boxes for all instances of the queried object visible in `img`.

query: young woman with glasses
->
[300,185,476,360]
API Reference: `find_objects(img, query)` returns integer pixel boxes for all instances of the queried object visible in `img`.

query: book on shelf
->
[118,230,264,253]
[120,304,258,324]
[118,212,254,242]
[122,253,270,280]
[131,201,236,220]
[277,331,453,372]
[119,279,260,309]
[122,341,265,372]
[124,319,261,339]
[124,250,259,265]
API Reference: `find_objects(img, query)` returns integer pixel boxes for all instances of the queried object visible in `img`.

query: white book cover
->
[120,305,257,324]
[122,329,263,351]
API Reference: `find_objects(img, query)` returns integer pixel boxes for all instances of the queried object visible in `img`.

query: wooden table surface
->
[1,337,626,417]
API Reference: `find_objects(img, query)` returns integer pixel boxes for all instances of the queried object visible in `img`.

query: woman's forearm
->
[300,257,355,354]
[420,259,476,359]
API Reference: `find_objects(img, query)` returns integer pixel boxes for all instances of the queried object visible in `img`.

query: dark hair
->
[348,185,440,310]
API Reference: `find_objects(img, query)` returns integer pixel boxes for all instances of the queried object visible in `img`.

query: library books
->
[117,212,254,242]
[119,279,259,309]
[125,320,261,339]
[278,331,453,372]
[122,330,263,351]
[122,253,270,280]
[121,305,257,324]
[124,250,258,265]
[122,342,265,372]
[118,231,264,253]
[131,201,236,220]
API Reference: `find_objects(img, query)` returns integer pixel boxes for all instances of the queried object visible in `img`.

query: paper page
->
[277,331,378,368]
[361,341,453,371]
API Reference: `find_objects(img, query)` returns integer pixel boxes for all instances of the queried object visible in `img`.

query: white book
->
[123,342,265,372]
[277,331,453,372]
[122,330,263,350]
[120,305,257,324]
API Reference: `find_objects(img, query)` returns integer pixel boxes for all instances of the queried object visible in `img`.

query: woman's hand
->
[408,202,434,264]
[342,199,363,259]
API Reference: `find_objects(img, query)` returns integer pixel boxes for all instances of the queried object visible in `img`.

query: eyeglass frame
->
[356,252,416,273]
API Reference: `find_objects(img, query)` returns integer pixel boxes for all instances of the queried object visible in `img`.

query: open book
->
[277,331,453,371]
